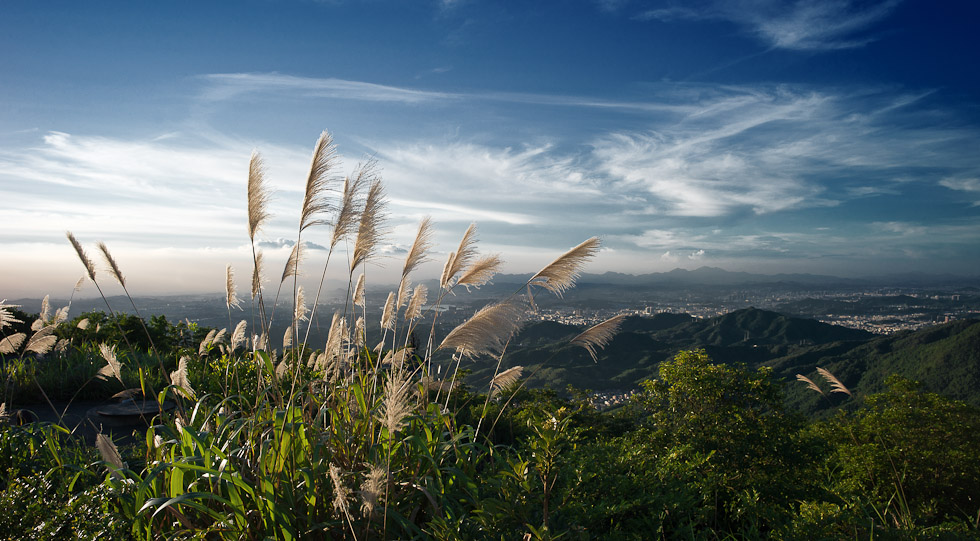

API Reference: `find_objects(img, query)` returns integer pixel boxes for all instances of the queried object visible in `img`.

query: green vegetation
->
[2,131,980,539]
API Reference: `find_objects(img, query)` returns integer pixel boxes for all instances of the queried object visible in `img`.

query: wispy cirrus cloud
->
[940,177,980,206]
[637,0,902,50]
[201,73,455,104]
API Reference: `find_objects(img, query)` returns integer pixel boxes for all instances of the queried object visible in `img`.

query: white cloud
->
[688,249,705,260]
[201,73,454,104]
[637,0,901,50]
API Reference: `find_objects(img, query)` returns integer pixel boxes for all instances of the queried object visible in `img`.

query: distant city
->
[11,267,979,341]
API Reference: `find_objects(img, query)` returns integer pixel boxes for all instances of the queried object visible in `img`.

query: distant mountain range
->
[464,307,980,416]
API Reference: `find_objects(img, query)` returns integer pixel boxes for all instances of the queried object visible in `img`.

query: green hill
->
[464,308,980,416]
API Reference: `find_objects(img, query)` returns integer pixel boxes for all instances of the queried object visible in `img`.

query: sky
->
[1,0,979,298]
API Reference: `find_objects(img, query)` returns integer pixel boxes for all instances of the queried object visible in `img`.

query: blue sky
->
[2,0,979,297]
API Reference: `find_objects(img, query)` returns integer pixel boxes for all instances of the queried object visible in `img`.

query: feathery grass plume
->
[490,365,523,397]
[380,291,396,331]
[66,231,96,281]
[528,237,600,297]
[251,250,264,299]
[0,333,25,354]
[330,166,368,250]
[255,332,268,351]
[402,216,434,279]
[300,130,340,232]
[359,463,386,518]
[457,254,502,290]
[73,275,85,292]
[353,273,365,307]
[0,402,6,422]
[39,295,51,324]
[570,313,627,362]
[404,284,427,321]
[282,326,293,349]
[97,242,126,288]
[226,264,241,310]
[330,463,352,517]
[25,325,57,355]
[817,367,852,396]
[382,348,413,371]
[97,343,124,384]
[354,316,365,345]
[55,338,69,353]
[379,370,413,435]
[247,151,272,240]
[440,223,477,289]
[396,277,411,310]
[96,433,124,473]
[231,320,248,350]
[170,356,195,399]
[214,328,228,345]
[281,242,303,283]
[319,313,345,370]
[199,329,217,356]
[33,296,50,331]
[294,285,308,323]
[53,306,69,325]
[439,300,523,358]
[0,301,24,329]
[796,374,825,396]
[349,178,387,273]
[77,318,90,330]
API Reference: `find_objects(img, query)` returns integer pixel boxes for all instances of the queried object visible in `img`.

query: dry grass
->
[439,300,523,359]
[527,237,600,297]
[571,313,627,362]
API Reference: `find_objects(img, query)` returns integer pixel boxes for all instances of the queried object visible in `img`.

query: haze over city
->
[2,1,979,298]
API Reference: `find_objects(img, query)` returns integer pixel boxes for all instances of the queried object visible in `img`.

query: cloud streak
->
[637,0,902,50]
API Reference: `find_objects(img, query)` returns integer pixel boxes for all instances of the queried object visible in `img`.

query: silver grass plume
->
[226,265,241,310]
[440,223,477,289]
[349,178,387,273]
[329,464,352,517]
[402,216,434,279]
[294,286,308,323]
[528,237,600,296]
[359,463,386,518]
[25,325,57,355]
[796,374,825,396]
[39,295,51,325]
[77,318,90,330]
[319,313,345,370]
[199,329,217,355]
[53,306,69,325]
[247,151,272,241]
[404,284,427,321]
[438,300,523,358]
[490,365,523,397]
[817,367,851,396]
[98,242,126,288]
[570,314,627,362]
[97,343,124,384]
[213,328,228,345]
[457,254,502,290]
[353,273,365,307]
[0,301,24,330]
[379,370,413,435]
[382,347,413,371]
[170,356,195,399]
[66,231,96,281]
[55,338,69,353]
[354,316,365,346]
[73,275,85,293]
[281,242,303,283]
[251,250,264,299]
[282,327,293,349]
[330,166,367,250]
[231,320,248,350]
[96,433,124,479]
[299,131,340,233]
[0,334,25,354]
[396,277,411,310]
[380,291,396,331]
